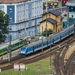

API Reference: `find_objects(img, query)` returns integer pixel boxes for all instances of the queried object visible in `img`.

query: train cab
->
[20,46,27,55]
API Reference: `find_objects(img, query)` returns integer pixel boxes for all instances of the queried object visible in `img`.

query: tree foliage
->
[0,10,9,43]
[69,17,73,21]
[42,29,53,37]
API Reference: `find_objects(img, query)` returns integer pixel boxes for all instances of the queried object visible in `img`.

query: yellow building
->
[40,10,63,34]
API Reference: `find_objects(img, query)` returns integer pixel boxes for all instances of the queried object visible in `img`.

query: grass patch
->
[0,57,53,75]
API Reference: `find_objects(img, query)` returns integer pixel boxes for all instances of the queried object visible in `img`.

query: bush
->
[42,29,53,37]
[69,17,73,21]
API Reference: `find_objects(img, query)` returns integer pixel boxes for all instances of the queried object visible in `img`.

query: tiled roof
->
[40,18,57,24]
[0,0,31,3]
[49,10,61,16]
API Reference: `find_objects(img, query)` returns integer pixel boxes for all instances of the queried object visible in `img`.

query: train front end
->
[20,46,27,55]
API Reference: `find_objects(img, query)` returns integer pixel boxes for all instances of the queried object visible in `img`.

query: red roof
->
[0,0,30,3]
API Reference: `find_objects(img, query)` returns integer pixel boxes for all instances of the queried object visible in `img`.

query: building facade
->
[66,0,75,18]
[40,10,63,34]
[0,0,43,42]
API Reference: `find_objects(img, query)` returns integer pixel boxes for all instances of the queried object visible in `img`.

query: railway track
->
[64,52,75,75]
[0,34,75,71]
[55,37,75,75]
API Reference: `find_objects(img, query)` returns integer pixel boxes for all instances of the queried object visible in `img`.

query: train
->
[0,38,27,56]
[20,24,74,55]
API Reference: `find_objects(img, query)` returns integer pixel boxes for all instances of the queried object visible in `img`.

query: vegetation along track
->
[0,34,75,71]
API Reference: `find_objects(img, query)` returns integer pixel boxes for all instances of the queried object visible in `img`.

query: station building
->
[0,0,43,42]
[40,10,63,34]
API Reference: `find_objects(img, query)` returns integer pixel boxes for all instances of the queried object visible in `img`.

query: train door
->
[33,47,34,52]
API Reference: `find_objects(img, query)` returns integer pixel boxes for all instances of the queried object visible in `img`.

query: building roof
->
[0,0,31,3]
[40,18,57,24]
[49,10,61,16]
[66,1,75,6]
[43,10,61,17]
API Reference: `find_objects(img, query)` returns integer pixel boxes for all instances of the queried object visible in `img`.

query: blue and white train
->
[20,24,74,55]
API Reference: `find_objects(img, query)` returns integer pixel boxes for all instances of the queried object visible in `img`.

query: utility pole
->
[46,14,47,37]
[42,26,43,52]
[50,36,51,66]
[46,0,47,38]
[56,51,59,75]
[46,0,47,12]
[56,53,58,75]
[9,34,11,62]
[35,19,37,36]
[67,6,69,27]
[61,0,62,14]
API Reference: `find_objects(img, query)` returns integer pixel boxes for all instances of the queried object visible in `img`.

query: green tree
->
[42,29,53,37]
[0,10,9,43]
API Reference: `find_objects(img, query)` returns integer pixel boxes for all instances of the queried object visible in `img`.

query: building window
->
[20,15,22,21]
[38,2,39,7]
[35,11,36,17]
[23,14,25,20]
[18,16,19,21]
[29,22,31,27]
[32,3,34,8]
[32,31,34,35]
[26,5,28,10]
[29,31,31,36]
[26,22,28,27]
[18,7,19,12]
[29,13,31,18]
[9,26,12,30]
[29,5,31,9]
[40,2,41,7]
[10,18,12,22]
[9,8,12,12]
[32,21,34,26]
[35,3,36,8]
[23,5,25,11]
[20,24,22,29]
[20,6,22,12]
[23,23,25,29]
[18,24,19,30]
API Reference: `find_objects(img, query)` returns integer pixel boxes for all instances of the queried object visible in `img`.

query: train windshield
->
[21,49,25,51]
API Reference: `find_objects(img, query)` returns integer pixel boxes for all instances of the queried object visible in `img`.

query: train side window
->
[35,46,36,49]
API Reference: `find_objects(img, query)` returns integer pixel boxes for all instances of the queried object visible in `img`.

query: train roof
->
[25,24,74,48]
[26,38,47,48]
[47,24,73,40]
